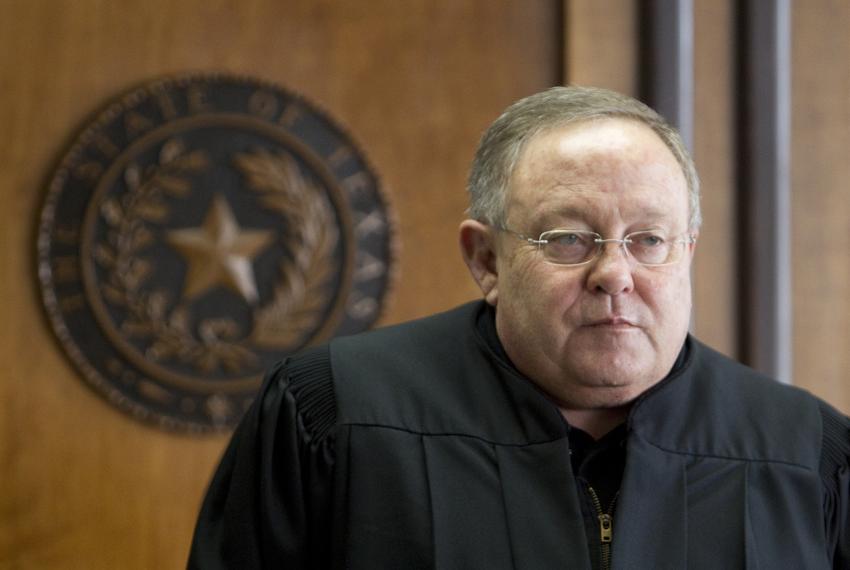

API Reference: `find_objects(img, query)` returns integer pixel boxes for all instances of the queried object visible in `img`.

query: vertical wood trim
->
[739,0,792,383]
[640,0,695,150]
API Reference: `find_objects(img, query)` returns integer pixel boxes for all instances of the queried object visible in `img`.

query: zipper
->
[587,485,617,570]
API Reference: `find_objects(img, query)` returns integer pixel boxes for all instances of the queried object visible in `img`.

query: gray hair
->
[467,85,701,231]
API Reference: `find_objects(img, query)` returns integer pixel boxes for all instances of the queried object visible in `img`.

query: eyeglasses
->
[499,227,696,266]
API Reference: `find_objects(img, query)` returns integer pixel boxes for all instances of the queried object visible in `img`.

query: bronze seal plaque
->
[38,74,395,432]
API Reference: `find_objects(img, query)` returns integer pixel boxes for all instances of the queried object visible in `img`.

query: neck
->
[561,405,630,440]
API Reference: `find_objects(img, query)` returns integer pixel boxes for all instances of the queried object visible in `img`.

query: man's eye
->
[552,233,585,246]
[635,234,665,247]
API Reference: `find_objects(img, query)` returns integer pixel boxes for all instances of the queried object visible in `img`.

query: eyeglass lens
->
[540,230,684,266]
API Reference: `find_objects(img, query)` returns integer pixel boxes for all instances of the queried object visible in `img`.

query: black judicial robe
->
[189,301,850,569]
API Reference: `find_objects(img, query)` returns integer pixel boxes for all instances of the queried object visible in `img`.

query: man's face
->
[487,118,695,410]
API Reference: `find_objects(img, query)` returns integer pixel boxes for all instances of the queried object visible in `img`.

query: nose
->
[586,241,635,295]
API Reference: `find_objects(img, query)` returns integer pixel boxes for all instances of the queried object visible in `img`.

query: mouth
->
[585,317,639,330]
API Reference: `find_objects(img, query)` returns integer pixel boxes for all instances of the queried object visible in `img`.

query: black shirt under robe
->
[189,301,850,569]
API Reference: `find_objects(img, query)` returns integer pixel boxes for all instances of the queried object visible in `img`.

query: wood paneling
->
[691,0,738,358]
[564,0,639,95]
[737,0,794,383]
[791,0,850,411]
[0,1,559,567]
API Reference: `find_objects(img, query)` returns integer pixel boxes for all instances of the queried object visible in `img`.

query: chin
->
[573,347,652,376]
[565,381,646,410]
[569,358,660,400]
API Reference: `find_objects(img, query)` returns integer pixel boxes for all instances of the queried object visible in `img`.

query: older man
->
[189,87,849,569]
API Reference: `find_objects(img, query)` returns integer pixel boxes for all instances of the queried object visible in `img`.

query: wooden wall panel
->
[791,0,850,411]
[0,1,560,568]
[564,0,639,95]
[691,0,738,358]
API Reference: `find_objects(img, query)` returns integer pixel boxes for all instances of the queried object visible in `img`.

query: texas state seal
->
[37,73,396,432]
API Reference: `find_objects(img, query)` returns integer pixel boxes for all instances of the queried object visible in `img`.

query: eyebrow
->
[538,207,675,226]
[534,206,594,227]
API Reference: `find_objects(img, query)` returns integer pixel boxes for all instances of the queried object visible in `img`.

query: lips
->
[585,316,638,328]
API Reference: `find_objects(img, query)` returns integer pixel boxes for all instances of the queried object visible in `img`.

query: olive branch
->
[95,139,258,374]
[233,149,338,348]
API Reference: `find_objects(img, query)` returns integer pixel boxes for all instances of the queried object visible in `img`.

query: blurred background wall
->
[0,1,847,567]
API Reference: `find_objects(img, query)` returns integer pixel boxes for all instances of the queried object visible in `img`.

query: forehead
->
[508,118,689,228]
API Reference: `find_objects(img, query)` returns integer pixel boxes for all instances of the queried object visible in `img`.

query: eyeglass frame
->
[496,226,697,267]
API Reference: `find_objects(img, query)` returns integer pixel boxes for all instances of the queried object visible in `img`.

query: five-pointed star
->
[167,194,274,304]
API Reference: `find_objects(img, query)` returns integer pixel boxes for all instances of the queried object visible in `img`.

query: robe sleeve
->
[188,346,337,569]
[819,401,850,569]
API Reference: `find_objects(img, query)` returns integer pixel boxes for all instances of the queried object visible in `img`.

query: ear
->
[459,219,500,305]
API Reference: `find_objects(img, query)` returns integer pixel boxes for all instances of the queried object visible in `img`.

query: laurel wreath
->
[95,139,258,375]
[94,140,337,376]
[233,149,338,349]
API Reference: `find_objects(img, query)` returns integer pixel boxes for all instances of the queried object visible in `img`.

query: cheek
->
[525,267,585,318]
[639,271,692,324]
[500,256,582,313]
[498,252,536,293]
